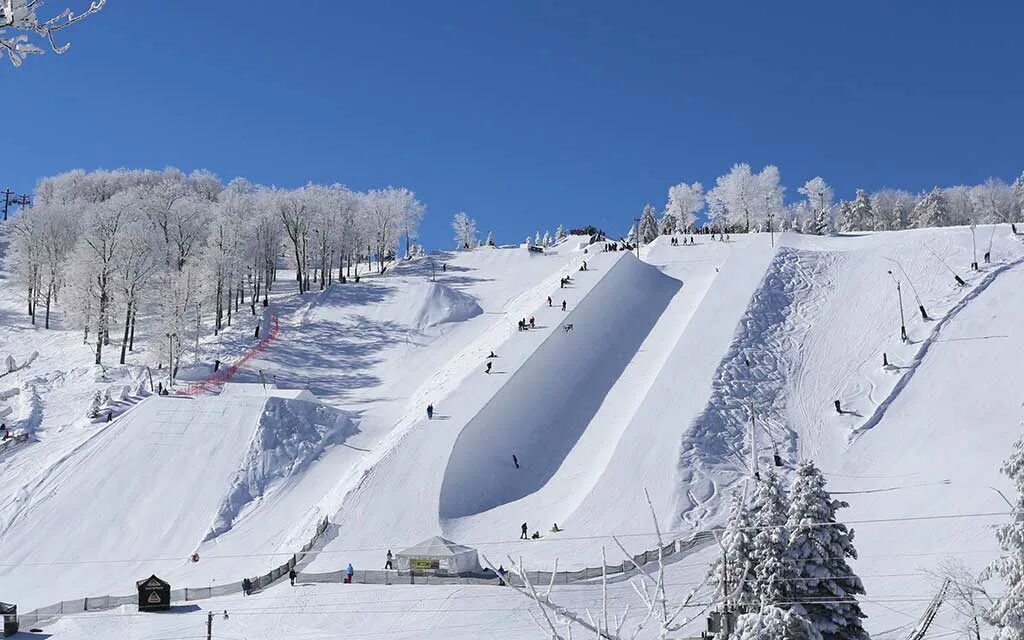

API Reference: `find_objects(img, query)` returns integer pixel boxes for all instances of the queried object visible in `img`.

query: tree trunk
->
[119,299,132,365]
[44,284,52,329]
[227,284,233,327]
[129,307,137,351]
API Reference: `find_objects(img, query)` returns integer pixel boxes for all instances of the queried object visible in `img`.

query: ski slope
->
[3,226,1024,639]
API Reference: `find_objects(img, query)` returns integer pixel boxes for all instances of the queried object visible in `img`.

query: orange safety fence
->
[180,311,281,396]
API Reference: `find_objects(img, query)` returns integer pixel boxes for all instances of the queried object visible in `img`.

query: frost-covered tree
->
[0,0,105,66]
[542,230,551,247]
[971,179,1019,224]
[750,470,794,606]
[871,189,915,231]
[787,460,868,640]
[945,185,975,227]
[734,604,822,640]
[708,489,757,612]
[911,188,951,228]
[659,212,678,236]
[835,202,854,233]
[1014,172,1024,219]
[638,204,659,244]
[485,230,494,246]
[849,190,874,231]
[709,164,775,232]
[983,433,1024,638]
[555,225,565,242]
[534,231,541,246]
[452,212,477,249]
[665,181,704,232]
[798,177,833,224]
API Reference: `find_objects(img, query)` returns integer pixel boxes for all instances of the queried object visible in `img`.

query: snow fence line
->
[14,515,330,629]
[181,309,280,396]
[296,530,718,588]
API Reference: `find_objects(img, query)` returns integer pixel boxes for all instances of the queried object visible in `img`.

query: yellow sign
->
[411,558,439,571]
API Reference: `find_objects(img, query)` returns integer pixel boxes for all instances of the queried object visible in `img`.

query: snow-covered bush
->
[983,433,1024,638]
[734,604,822,640]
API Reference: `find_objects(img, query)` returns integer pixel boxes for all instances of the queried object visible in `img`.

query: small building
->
[395,537,482,575]
[1,602,17,637]
[137,575,171,612]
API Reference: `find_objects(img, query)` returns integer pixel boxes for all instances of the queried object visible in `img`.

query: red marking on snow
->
[180,312,281,396]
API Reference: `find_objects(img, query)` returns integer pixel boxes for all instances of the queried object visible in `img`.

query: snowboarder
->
[385,550,394,570]
[513,454,519,469]
[488,350,497,358]
[345,563,354,584]
[561,300,567,311]
[550,523,562,533]
[520,522,528,539]
[106,410,113,422]
[289,568,297,586]
[547,296,552,307]
[242,578,252,596]
[529,316,535,329]
[560,279,564,289]
[564,324,573,333]
[442,263,447,272]
[984,251,991,263]
[582,261,587,270]
[427,404,434,419]
[531,531,541,539]
[485,361,492,374]
[497,565,507,586]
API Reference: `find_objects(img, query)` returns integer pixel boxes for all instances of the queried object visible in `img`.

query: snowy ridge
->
[205,396,358,540]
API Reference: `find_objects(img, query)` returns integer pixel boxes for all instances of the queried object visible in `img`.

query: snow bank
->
[439,253,681,519]
[205,397,357,539]
[413,281,483,329]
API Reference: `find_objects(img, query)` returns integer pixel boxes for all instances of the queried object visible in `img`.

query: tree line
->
[632,164,1024,243]
[5,168,425,368]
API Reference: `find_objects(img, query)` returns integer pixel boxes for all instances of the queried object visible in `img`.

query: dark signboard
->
[0,601,17,637]
[137,575,171,612]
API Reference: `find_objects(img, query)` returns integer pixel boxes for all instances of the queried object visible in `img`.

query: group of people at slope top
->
[520,522,563,540]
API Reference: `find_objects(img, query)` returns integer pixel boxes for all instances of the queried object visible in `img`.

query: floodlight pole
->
[970,222,979,271]
[634,216,641,260]
[887,271,908,342]
[885,257,929,320]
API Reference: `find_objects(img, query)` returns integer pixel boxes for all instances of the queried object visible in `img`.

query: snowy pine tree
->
[485,230,494,246]
[734,605,822,640]
[659,212,678,236]
[849,190,874,231]
[708,489,757,612]
[555,225,565,242]
[911,188,951,228]
[787,461,868,640]
[87,391,102,418]
[751,470,795,606]
[542,230,551,247]
[534,231,541,246]
[638,204,659,243]
[836,202,855,232]
[983,433,1024,638]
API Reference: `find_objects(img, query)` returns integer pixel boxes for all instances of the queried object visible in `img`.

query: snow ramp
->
[438,253,681,519]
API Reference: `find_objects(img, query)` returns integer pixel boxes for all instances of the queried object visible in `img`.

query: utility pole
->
[765,194,775,248]
[206,610,213,640]
[2,190,31,221]
[633,217,641,260]
[887,271,908,343]
[969,222,979,271]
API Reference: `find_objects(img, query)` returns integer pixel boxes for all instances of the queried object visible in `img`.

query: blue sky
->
[5,1,1022,248]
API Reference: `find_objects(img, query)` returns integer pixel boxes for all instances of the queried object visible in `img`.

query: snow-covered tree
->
[983,433,1024,638]
[452,212,477,249]
[555,225,565,242]
[638,204,659,244]
[665,181,704,232]
[846,190,874,232]
[659,212,678,236]
[945,185,975,226]
[542,230,551,247]
[871,189,915,231]
[787,460,868,640]
[0,0,105,66]
[971,178,1019,225]
[485,230,494,246]
[798,177,833,225]
[734,604,822,640]
[750,470,794,606]
[534,231,541,246]
[911,188,951,228]
[709,164,761,232]
[835,201,854,233]
[708,489,757,612]
[1014,172,1024,220]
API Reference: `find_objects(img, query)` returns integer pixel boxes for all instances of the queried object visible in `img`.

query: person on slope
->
[427,404,434,419]
[520,522,528,540]
[488,351,497,358]
[385,550,394,570]
[550,523,562,533]
[289,568,297,586]
[531,531,541,540]
[547,296,552,307]
[485,361,492,374]
[345,563,354,583]
[561,300,567,312]
[513,454,519,469]
[529,316,535,329]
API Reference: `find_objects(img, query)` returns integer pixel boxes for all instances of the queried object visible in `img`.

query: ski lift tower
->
[2,190,31,222]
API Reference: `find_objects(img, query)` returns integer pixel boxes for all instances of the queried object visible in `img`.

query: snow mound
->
[206,397,358,540]
[413,281,483,329]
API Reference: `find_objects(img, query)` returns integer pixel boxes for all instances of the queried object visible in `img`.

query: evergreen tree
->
[485,230,494,246]
[807,205,832,236]
[555,225,565,242]
[638,204,659,243]
[735,605,822,640]
[849,190,874,231]
[912,188,951,228]
[534,231,541,246]
[983,434,1024,638]
[708,489,757,613]
[1013,172,1024,222]
[787,461,868,640]
[836,202,855,232]
[542,230,551,247]
[659,212,678,236]
[750,470,794,606]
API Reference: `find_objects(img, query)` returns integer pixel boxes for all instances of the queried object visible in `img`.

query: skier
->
[520,522,528,539]
[486,361,492,374]
[345,563,354,584]
[385,550,394,570]
[547,295,552,307]
[561,300,567,311]
[442,263,447,272]
[289,568,297,586]
[427,404,434,419]
[513,454,519,469]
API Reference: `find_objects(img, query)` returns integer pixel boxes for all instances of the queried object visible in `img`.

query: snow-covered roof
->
[396,536,476,558]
